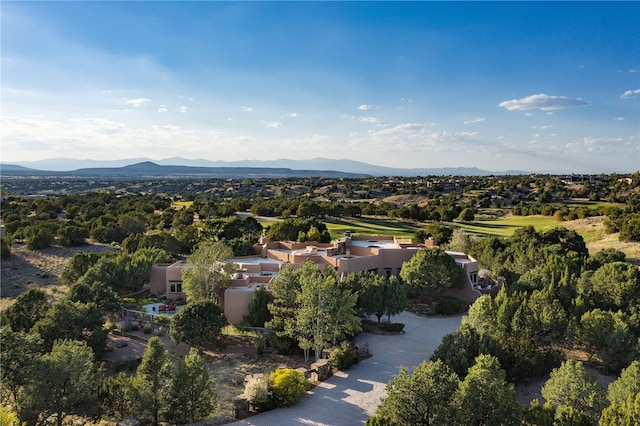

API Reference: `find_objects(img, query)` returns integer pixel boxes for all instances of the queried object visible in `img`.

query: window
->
[469,272,478,285]
[170,281,183,293]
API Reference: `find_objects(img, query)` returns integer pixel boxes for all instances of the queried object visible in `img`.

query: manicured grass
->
[172,200,193,210]
[453,215,582,238]
[557,200,613,209]
[322,217,420,239]
[256,217,420,239]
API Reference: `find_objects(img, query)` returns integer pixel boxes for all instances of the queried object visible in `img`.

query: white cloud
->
[180,106,187,113]
[125,98,151,107]
[261,120,281,129]
[363,123,476,151]
[358,104,372,110]
[615,116,625,121]
[464,117,485,125]
[285,112,298,118]
[158,105,168,113]
[498,93,589,111]
[242,106,253,112]
[620,89,640,99]
[359,117,379,124]
[531,125,553,130]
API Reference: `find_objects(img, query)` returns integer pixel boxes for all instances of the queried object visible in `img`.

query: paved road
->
[230,311,462,426]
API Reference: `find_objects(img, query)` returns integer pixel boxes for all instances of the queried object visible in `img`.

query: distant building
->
[150,235,499,324]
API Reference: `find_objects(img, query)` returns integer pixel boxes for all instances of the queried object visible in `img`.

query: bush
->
[142,323,153,334]
[156,314,171,324]
[1,238,11,259]
[435,298,468,315]
[245,376,273,412]
[380,323,405,333]
[269,368,310,407]
[328,341,360,370]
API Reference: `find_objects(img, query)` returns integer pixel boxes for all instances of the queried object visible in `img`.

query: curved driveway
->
[231,311,462,426]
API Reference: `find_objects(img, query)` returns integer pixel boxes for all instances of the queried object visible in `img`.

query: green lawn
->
[322,217,420,239]
[258,214,594,241]
[452,216,573,237]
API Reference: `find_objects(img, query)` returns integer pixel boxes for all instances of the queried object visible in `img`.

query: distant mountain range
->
[0,157,528,177]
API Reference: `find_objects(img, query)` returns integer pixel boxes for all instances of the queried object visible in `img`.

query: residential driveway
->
[230,311,462,426]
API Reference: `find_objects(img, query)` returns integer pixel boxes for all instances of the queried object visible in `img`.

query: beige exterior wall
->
[149,264,170,295]
[150,237,486,325]
[149,261,187,302]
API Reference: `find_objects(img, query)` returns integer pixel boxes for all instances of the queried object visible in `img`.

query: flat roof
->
[349,239,399,249]
[232,257,283,265]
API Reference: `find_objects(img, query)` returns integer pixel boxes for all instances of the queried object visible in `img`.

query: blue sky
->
[2,1,638,173]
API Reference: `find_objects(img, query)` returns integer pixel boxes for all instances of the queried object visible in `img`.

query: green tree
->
[295,263,361,361]
[98,372,136,422]
[1,287,48,332]
[183,241,234,303]
[374,360,459,426]
[56,225,89,246]
[619,214,640,242]
[541,359,606,423]
[170,300,228,351]
[454,354,520,426]
[60,251,103,287]
[66,281,120,316]
[578,309,638,372]
[421,222,454,245]
[588,261,640,312]
[400,248,465,303]
[266,264,301,354]
[24,225,54,250]
[167,348,217,424]
[431,322,500,378]
[77,249,171,294]
[599,393,640,426]
[607,360,640,406]
[134,337,172,426]
[464,294,497,338]
[0,404,22,426]
[359,273,387,324]
[244,287,273,327]
[17,339,99,426]
[0,327,42,404]
[457,207,475,222]
[383,276,406,324]
[32,299,107,357]
[1,237,11,259]
[446,228,475,254]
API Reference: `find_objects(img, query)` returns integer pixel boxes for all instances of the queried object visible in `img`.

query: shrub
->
[269,368,310,407]
[328,341,360,370]
[1,238,11,259]
[435,298,468,315]
[130,321,140,331]
[156,314,171,324]
[142,323,153,334]
[245,376,273,412]
[381,323,405,333]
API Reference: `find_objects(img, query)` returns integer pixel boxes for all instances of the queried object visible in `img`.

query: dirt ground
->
[0,242,115,310]
[103,329,308,419]
[563,216,640,263]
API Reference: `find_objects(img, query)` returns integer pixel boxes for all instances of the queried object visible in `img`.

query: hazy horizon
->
[2,2,638,173]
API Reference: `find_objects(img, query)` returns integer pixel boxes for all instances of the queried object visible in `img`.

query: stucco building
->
[150,235,497,324]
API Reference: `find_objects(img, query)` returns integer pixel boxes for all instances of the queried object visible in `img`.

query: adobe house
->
[149,235,497,324]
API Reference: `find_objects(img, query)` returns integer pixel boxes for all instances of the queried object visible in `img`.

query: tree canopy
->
[170,300,228,351]
[400,248,465,302]
[182,241,234,303]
